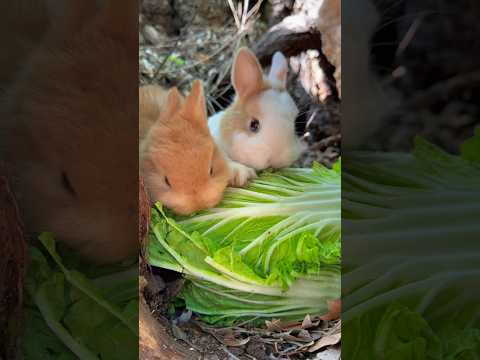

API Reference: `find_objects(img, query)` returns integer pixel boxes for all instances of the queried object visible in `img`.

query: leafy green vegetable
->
[148,163,341,325]
[342,136,480,359]
[461,126,480,163]
[23,234,138,359]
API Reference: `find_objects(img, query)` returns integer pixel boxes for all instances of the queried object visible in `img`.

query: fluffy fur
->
[208,47,304,178]
[0,0,138,264]
[140,80,229,215]
[0,1,52,93]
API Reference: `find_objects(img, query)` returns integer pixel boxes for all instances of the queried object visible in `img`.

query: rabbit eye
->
[164,176,171,187]
[249,118,260,133]
[61,171,77,197]
[210,166,214,176]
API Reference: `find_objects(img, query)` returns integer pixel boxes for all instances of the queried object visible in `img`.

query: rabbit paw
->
[228,161,256,187]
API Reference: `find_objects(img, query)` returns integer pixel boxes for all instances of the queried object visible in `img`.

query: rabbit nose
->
[174,203,196,215]
[199,190,222,209]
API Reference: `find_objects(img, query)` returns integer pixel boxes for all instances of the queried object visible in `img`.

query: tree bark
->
[139,299,199,360]
[139,176,150,251]
[0,175,28,360]
[138,176,198,359]
[252,15,322,67]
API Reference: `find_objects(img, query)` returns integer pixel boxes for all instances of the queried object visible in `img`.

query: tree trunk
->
[138,176,198,359]
[0,175,28,360]
[139,298,199,359]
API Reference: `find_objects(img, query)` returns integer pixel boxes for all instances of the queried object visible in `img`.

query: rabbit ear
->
[163,87,183,119]
[268,51,288,89]
[182,80,208,126]
[232,47,264,101]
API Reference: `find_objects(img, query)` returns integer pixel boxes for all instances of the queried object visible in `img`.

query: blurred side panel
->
[0,1,139,358]
[342,0,480,358]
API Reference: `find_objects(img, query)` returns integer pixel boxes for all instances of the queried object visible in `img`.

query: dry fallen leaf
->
[302,314,320,329]
[195,53,211,64]
[308,333,341,353]
[219,333,250,347]
[266,319,284,332]
[280,329,314,343]
[203,328,250,347]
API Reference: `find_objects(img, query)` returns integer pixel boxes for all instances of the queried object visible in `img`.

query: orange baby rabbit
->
[0,0,138,264]
[140,80,230,215]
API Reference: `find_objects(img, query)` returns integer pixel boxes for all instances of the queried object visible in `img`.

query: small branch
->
[252,12,322,67]
[403,69,480,110]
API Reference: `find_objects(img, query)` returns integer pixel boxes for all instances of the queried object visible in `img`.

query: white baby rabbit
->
[209,47,305,185]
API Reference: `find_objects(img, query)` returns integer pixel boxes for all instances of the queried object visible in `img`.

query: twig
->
[157,34,239,75]
[153,51,174,79]
[402,69,480,110]
[222,346,242,360]
[242,0,250,30]
[396,16,424,57]
[227,0,241,30]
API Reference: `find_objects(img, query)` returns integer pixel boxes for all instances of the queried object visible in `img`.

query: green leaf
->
[460,127,480,163]
[33,276,99,360]
[376,304,442,360]
[23,234,139,359]
[167,54,186,66]
[23,309,77,360]
[39,233,138,336]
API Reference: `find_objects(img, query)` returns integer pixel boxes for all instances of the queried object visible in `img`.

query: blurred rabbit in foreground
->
[0,0,138,264]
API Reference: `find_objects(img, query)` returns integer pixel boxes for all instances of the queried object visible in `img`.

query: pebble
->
[143,24,161,45]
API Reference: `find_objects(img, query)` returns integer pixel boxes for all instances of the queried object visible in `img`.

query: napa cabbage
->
[342,136,480,359]
[148,162,341,325]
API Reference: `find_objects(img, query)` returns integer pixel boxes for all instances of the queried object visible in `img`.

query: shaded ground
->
[142,267,340,360]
